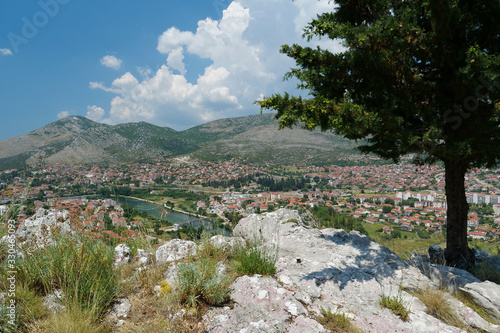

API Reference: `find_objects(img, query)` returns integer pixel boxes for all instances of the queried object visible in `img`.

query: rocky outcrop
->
[155,239,197,264]
[105,297,131,327]
[114,244,131,267]
[15,208,71,250]
[459,281,500,319]
[136,249,151,266]
[204,208,500,333]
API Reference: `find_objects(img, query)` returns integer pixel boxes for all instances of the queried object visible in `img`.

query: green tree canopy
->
[258,0,500,269]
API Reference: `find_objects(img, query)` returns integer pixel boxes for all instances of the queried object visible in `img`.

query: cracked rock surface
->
[204,208,500,333]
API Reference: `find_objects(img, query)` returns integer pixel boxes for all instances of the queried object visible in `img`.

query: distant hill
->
[0,113,375,170]
[182,113,367,165]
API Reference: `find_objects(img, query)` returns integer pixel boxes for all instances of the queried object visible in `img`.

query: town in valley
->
[1,158,499,256]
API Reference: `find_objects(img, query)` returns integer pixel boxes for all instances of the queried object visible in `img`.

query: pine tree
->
[258,0,500,269]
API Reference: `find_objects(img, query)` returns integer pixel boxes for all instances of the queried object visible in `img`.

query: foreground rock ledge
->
[203,208,500,333]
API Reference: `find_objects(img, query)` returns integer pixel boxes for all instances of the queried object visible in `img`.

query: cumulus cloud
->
[91,0,340,129]
[57,111,70,119]
[100,55,123,70]
[0,48,12,56]
[86,105,105,122]
[166,47,186,75]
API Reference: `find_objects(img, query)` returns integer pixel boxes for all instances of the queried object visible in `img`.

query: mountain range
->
[0,113,376,170]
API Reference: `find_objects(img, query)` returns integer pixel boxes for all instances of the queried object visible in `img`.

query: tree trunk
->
[444,160,475,270]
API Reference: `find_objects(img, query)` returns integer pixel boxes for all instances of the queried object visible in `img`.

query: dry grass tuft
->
[415,288,469,330]
[27,303,110,333]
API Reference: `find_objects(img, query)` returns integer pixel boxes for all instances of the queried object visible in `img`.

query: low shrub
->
[176,259,230,308]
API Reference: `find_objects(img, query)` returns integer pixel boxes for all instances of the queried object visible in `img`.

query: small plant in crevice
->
[316,307,362,333]
[380,293,410,322]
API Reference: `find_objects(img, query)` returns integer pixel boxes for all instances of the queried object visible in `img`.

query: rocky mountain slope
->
[0,113,365,170]
[0,116,195,169]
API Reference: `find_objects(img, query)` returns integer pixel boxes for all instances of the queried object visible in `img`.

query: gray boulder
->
[155,239,197,264]
[414,262,482,292]
[136,249,151,266]
[429,245,446,265]
[472,248,492,261]
[15,208,71,250]
[105,297,131,327]
[205,275,320,332]
[114,243,131,267]
[42,290,65,314]
[233,208,303,244]
[481,256,500,273]
[208,235,245,249]
[459,281,500,319]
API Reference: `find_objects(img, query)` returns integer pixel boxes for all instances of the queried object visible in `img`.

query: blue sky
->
[0,0,342,141]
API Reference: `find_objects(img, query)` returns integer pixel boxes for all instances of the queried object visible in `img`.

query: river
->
[116,197,230,235]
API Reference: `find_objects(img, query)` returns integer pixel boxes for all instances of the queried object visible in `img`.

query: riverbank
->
[121,196,206,219]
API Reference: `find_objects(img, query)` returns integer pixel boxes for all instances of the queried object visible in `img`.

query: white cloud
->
[57,111,70,119]
[100,55,123,70]
[91,0,340,129]
[0,48,13,56]
[137,67,152,78]
[166,47,186,75]
[86,105,105,122]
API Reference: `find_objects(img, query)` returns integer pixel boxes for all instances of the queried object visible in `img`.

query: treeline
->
[311,206,366,235]
[161,189,207,202]
[97,186,207,203]
[204,175,255,189]
[204,175,308,192]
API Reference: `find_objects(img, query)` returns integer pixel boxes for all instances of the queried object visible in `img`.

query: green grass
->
[14,234,118,317]
[362,222,445,259]
[316,307,362,333]
[380,293,410,322]
[234,243,277,276]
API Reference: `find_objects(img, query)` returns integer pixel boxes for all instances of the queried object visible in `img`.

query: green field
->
[362,222,446,259]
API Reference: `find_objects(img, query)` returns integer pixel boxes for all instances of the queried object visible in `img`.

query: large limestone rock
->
[459,281,500,319]
[15,208,71,249]
[413,262,482,292]
[206,275,324,332]
[155,239,197,264]
[206,208,500,333]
